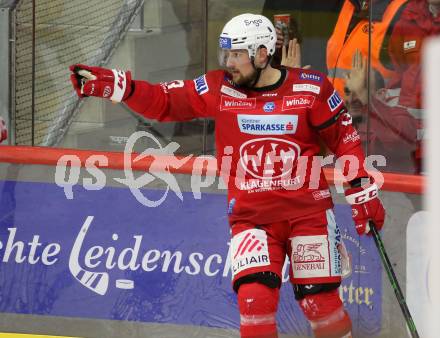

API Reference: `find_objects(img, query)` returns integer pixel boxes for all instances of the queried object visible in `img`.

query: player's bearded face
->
[222,50,258,86]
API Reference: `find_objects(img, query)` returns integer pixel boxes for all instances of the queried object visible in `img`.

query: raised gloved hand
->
[0,116,7,143]
[345,179,385,235]
[69,64,132,102]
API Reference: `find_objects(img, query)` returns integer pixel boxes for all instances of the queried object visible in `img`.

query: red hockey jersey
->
[125,68,367,225]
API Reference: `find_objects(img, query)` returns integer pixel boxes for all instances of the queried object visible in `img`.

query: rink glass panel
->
[7,0,425,174]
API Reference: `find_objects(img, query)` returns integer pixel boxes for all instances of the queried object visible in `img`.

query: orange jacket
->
[327,0,408,97]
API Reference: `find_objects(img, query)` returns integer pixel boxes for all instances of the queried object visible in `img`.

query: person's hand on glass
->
[344,49,368,104]
[281,39,311,69]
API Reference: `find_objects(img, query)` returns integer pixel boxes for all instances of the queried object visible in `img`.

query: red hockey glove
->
[69,64,132,102]
[0,116,7,143]
[345,182,385,235]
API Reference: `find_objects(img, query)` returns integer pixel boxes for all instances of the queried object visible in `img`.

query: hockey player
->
[70,14,385,338]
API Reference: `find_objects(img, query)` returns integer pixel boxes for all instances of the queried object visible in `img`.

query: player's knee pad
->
[237,279,280,338]
[298,289,352,338]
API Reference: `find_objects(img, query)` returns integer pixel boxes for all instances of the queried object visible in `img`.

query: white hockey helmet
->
[218,13,277,67]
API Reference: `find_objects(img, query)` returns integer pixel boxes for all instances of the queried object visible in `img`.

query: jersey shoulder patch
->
[193,74,209,95]
[194,69,228,96]
[327,90,343,112]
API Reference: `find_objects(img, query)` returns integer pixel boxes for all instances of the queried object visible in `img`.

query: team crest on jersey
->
[221,96,256,110]
[282,95,315,110]
[341,112,352,126]
[220,85,247,98]
[238,114,298,135]
[239,138,301,179]
[194,75,209,95]
[327,90,343,111]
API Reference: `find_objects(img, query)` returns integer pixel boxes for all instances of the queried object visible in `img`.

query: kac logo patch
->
[341,112,353,126]
[239,137,301,179]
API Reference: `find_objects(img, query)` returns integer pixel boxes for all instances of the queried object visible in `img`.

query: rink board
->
[0,334,77,338]
[0,179,381,336]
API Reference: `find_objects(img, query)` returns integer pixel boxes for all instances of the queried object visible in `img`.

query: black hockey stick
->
[370,222,420,338]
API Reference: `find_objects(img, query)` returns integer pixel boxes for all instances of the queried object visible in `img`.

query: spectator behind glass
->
[327,0,409,97]
[346,0,440,174]
[386,0,440,173]
[262,0,341,72]
[344,50,418,173]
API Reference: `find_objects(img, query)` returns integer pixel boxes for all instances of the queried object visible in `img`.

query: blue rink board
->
[0,180,382,336]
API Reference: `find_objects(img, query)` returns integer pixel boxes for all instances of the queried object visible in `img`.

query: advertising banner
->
[0,179,381,336]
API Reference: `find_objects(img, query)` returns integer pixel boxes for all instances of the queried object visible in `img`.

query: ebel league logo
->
[263,102,275,112]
